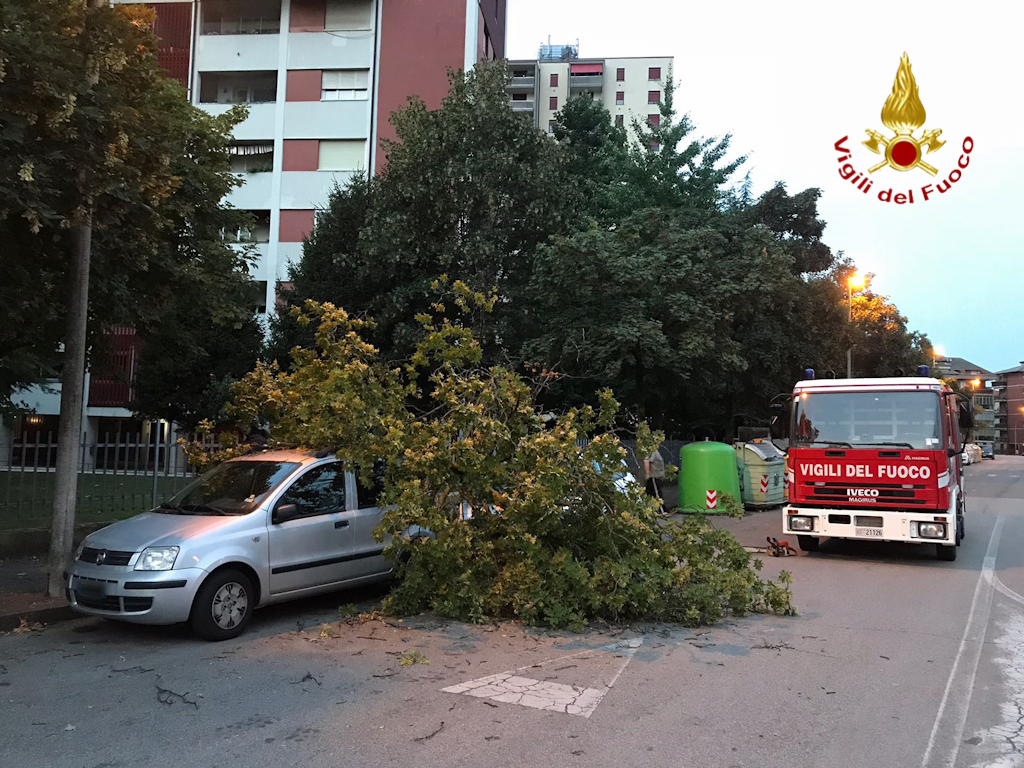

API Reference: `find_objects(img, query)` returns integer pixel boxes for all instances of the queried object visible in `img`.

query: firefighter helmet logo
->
[863,53,945,176]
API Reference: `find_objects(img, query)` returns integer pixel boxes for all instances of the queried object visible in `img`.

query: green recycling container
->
[735,439,786,509]
[678,441,742,513]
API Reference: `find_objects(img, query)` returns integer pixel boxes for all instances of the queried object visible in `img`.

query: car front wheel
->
[190,569,254,641]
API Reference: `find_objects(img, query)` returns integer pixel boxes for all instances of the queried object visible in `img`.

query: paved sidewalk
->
[0,554,71,631]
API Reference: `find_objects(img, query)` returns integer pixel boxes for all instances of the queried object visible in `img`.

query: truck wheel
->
[190,569,254,641]
[797,535,820,552]
[936,544,957,562]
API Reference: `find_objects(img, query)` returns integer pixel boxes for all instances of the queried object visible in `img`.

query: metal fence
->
[0,431,212,531]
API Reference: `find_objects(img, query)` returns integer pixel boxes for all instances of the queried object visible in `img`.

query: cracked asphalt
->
[1,458,1023,768]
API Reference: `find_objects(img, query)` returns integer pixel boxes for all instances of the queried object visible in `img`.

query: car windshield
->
[159,461,300,516]
[791,390,942,451]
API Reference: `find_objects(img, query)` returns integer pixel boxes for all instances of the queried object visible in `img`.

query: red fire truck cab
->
[783,372,971,561]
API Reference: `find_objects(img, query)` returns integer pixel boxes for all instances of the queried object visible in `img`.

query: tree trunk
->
[46,213,93,597]
[46,0,104,598]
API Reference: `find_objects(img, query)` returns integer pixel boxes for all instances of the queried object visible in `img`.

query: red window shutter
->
[549,96,558,110]
[616,67,625,81]
[615,91,624,104]
[648,90,660,104]
[649,67,661,80]
[550,73,558,87]
[649,114,661,127]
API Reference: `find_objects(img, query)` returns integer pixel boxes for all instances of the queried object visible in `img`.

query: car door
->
[268,462,353,595]
[347,461,390,579]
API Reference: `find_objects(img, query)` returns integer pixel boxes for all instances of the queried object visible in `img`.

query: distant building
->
[507,43,672,143]
[993,361,1024,455]
[934,356,996,444]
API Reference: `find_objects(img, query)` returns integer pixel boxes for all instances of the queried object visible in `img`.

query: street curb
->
[0,603,77,633]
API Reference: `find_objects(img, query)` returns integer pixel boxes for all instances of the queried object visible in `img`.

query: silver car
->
[65,451,391,640]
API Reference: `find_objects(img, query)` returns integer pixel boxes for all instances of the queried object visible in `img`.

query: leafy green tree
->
[131,289,264,431]
[0,0,255,594]
[849,274,931,378]
[316,60,582,359]
[189,288,794,628]
[267,176,374,366]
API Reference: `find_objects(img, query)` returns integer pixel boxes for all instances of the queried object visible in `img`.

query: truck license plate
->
[856,527,883,537]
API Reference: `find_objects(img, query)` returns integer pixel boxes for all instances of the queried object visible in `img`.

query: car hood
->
[85,511,244,552]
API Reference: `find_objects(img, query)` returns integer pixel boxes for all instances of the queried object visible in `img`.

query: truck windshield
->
[159,461,300,516]
[791,391,942,451]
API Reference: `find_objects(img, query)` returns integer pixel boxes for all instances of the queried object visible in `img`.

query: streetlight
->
[1018,405,1024,455]
[847,272,865,378]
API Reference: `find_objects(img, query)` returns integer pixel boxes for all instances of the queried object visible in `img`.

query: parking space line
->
[921,517,1004,768]
[442,637,643,718]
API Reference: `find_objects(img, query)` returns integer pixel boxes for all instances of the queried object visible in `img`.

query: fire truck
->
[781,368,973,561]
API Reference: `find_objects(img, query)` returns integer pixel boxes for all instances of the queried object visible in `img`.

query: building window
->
[228,142,274,173]
[550,73,558,87]
[318,139,366,171]
[650,141,661,153]
[548,120,556,133]
[201,0,280,35]
[252,281,269,315]
[325,0,373,31]
[614,114,624,128]
[616,91,624,105]
[512,92,528,101]
[223,211,271,244]
[648,114,661,127]
[649,67,662,81]
[616,67,625,81]
[321,69,369,101]
[549,96,558,110]
[199,72,277,104]
[648,90,660,104]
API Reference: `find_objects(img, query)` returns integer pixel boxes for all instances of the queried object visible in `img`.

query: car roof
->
[228,449,329,465]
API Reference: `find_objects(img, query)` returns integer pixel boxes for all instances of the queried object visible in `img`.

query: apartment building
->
[508,43,673,141]
[2,0,505,454]
[934,356,996,444]
[993,361,1024,455]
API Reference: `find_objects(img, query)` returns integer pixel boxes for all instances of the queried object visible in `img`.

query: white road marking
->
[442,637,642,718]
[964,613,1024,768]
[921,517,1004,768]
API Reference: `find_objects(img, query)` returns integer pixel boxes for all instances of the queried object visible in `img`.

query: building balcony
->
[227,169,274,210]
[569,75,604,89]
[510,101,535,112]
[200,103,277,141]
[509,76,536,89]
[196,33,281,72]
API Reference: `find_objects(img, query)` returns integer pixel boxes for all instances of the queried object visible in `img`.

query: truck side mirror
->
[958,401,974,434]
[769,399,789,440]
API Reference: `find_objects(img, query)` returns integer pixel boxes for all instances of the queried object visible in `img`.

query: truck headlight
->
[917,523,946,539]
[789,515,815,532]
[135,546,179,571]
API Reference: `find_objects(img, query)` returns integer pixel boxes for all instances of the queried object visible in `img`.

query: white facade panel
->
[277,242,305,280]
[286,32,374,71]
[279,171,360,210]
[227,171,274,210]
[196,33,281,73]
[200,103,277,140]
[245,243,273,282]
[283,101,370,139]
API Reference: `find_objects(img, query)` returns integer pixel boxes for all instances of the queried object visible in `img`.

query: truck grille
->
[79,548,134,566]
[806,482,928,505]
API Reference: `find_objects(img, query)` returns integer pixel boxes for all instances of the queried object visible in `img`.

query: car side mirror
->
[273,503,299,525]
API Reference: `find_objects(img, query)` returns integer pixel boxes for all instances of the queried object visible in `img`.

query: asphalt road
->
[2,458,1023,768]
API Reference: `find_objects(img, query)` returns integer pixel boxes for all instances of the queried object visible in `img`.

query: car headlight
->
[74,540,89,561]
[135,546,179,571]
[916,523,946,539]
[789,515,815,532]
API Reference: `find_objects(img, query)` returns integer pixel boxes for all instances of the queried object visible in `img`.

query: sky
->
[506,0,1024,373]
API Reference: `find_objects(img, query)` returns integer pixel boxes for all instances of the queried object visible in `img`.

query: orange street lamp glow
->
[848,273,866,290]
[971,378,981,389]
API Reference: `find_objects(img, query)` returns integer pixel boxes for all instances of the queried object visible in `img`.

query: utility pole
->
[47,0,105,598]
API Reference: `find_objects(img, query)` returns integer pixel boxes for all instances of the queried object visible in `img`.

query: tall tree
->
[342,60,582,358]
[0,0,254,595]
